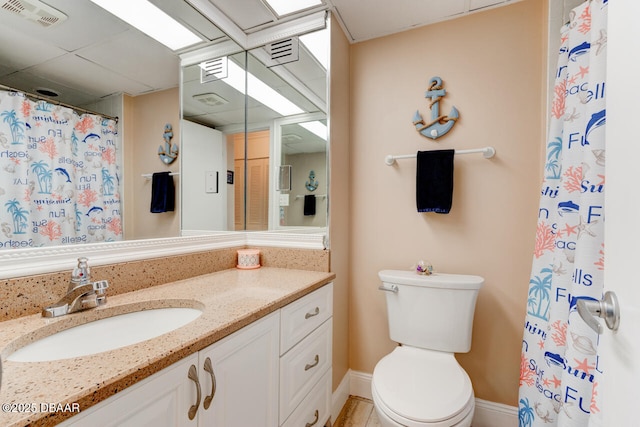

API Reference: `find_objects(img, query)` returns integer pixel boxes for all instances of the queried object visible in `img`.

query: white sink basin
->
[8,307,202,362]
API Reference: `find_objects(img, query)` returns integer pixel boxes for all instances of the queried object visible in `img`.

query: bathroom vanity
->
[0,268,334,427]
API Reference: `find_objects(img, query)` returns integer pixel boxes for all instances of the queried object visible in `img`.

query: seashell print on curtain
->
[0,90,122,249]
[518,1,608,427]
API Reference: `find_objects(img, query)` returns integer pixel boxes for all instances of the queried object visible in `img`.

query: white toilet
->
[371,270,484,427]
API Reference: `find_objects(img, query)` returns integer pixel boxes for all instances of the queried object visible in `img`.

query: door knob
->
[576,291,620,334]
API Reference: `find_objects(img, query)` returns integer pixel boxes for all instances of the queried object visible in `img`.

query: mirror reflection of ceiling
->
[182,43,326,131]
[0,0,519,108]
[282,120,327,155]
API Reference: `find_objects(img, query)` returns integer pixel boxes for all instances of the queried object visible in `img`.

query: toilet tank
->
[378,270,484,353]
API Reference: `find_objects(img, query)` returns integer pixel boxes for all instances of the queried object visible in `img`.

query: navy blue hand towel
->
[150,172,175,213]
[304,194,316,216]
[416,150,454,214]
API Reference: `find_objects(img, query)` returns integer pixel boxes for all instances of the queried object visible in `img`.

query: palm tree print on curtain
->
[0,90,122,249]
[519,1,607,426]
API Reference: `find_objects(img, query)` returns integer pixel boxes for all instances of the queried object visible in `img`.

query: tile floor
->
[333,396,382,427]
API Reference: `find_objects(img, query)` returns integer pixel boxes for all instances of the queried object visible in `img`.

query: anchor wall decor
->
[158,123,179,164]
[305,170,319,191]
[413,76,459,140]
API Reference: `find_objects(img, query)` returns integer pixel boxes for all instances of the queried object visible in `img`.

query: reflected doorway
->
[231,130,270,230]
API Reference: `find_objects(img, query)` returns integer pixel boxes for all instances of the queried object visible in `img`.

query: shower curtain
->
[519,1,607,426]
[0,90,122,248]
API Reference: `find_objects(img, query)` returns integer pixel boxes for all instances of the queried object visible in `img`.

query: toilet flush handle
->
[378,284,398,293]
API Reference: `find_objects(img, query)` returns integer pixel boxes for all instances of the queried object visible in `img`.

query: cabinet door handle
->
[305,409,320,427]
[187,364,202,420]
[203,357,216,410]
[304,354,320,371]
[305,307,320,319]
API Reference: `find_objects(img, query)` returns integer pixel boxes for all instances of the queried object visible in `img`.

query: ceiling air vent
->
[200,57,228,84]
[265,37,299,67]
[193,93,228,107]
[1,0,67,27]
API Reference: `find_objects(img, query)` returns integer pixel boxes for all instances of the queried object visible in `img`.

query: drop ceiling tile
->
[0,63,13,78]
[0,0,131,52]
[0,25,66,70]
[29,54,154,98]
[0,70,104,107]
[77,30,180,92]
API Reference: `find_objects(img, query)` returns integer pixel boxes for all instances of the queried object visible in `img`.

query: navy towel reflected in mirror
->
[304,194,316,216]
[150,172,175,213]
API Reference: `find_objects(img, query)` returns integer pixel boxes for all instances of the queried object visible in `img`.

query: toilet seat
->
[371,346,475,426]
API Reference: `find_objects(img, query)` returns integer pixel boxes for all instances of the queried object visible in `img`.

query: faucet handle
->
[93,280,109,295]
[92,280,109,306]
[71,257,90,285]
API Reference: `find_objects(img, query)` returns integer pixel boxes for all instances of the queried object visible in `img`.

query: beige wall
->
[125,88,181,240]
[348,0,546,406]
[329,13,351,392]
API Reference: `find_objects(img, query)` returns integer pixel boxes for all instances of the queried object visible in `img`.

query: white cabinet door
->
[198,311,280,427]
[61,353,199,427]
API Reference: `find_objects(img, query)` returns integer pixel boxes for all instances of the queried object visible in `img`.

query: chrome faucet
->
[42,257,109,318]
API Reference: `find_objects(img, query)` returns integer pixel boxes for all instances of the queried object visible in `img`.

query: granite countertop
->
[0,267,335,427]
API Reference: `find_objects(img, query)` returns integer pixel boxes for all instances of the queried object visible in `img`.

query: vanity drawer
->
[281,368,331,427]
[280,283,333,355]
[279,318,332,423]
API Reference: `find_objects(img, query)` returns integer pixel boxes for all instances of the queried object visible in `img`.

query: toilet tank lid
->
[378,270,484,290]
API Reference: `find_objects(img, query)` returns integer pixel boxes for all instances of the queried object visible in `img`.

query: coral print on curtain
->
[0,90,122,249]
[519,1,607,427]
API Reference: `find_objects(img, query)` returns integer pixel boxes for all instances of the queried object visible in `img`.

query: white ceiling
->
[0,0,519,108]
[329,0,517,42]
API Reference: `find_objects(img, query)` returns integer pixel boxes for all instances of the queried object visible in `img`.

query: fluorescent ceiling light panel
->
[300,29,328,69]
[300,121,327,141]
[88,0,202,50]
[224,61,304,116]
[264,0,322,16]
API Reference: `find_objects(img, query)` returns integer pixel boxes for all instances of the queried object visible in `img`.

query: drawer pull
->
[305,409,320,427]
[203,357,216,410]
[305,307,320,319]
[187,364,201,420]
[305,354,320,371]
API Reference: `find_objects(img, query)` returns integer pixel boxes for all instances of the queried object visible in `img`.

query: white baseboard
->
[331,370,351,423]
[335,370,518,427]
[471,398,518,427]
[349,370,373,400]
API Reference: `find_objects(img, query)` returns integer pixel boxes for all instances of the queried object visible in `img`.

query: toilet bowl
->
[372,270,483,427]
[371,346,475,427]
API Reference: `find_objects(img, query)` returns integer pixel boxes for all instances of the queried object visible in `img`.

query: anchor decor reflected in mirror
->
[413,76,459,140]
[158,123,179,164]
[305,170,319,191]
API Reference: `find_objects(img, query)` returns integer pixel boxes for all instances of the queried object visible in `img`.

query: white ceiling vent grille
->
[282,133,303,142]
[193,92,228,107]
[265,37,299,67]
[200,57,228,84]
[1,0,67,27]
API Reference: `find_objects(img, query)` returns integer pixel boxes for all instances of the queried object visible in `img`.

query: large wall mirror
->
[0,0,237,251]
[0,0,329,267]
[180,24,329,234]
